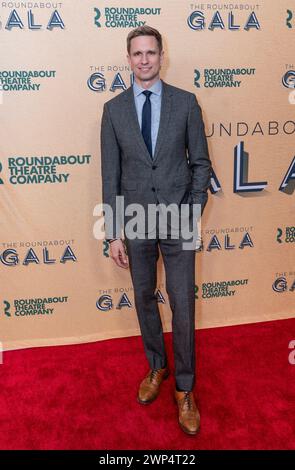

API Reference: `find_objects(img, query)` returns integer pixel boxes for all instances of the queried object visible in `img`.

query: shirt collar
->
[133,78,162,98]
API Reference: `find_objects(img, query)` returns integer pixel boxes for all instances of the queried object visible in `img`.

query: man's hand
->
[109,239,129,269]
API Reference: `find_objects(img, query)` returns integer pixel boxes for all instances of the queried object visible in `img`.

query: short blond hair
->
[127,25,163,54]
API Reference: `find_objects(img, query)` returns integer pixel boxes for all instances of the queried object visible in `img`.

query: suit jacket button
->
[152,187,155,192]
[152,165,157,170]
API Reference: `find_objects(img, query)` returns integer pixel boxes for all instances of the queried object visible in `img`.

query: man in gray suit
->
[100,25,212,435]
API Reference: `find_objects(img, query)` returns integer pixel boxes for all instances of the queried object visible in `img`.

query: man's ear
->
[160,50,164,65]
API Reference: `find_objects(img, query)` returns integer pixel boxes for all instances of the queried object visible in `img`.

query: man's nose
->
[141,54,149,64]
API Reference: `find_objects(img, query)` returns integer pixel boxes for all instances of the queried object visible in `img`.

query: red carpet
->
[0,318,294,450]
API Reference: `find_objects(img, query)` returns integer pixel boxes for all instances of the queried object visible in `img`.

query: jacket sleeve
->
[100,102,122,239]
[186,93,212,215]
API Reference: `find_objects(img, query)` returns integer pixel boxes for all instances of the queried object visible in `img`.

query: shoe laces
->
[149,368,161,382]
[183,391,193,410]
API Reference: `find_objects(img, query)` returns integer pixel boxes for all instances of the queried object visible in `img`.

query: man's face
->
[127,35,164,85]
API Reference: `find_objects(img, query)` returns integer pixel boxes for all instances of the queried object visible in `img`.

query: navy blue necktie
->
[141,90,153,159]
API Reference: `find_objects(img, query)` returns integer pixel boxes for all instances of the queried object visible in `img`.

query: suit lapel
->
[124,86,150,164]
[124,80,173,165]
[153,81,172,164]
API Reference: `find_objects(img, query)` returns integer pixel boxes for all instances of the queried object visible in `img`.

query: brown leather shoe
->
[174,390,200,435]
[137,367,170,405]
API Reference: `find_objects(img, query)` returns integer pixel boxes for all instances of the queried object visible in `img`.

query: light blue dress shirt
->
[133,78,162,157]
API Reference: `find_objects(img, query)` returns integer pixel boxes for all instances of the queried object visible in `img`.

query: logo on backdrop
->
[282,68,295,104]
[201,226,254,252]
[93,6,161,28]
[286,9,293,28]
[2,297,68,318]
[0,6,65,30]
[196,279,249,299]
[282,70,295,89]
[0,155,91,185]
[87,68,133,92]
[206,127,295,195]
[96,284,181,312]
[277,226,295,243]
[88,72,106,92]
[187,7,260,31]
[0,240,77,267]
[3,300,11,317]
[0,70,56,92]
[272,274,295,293]
[194,68,255,89]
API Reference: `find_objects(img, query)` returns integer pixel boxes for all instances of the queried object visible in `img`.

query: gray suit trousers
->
[124,233,196,391]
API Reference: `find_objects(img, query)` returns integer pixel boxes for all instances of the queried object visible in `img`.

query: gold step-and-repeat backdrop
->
[1,1,294,350]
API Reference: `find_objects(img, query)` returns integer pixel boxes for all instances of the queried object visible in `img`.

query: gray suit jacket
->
[100,79,212,240]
